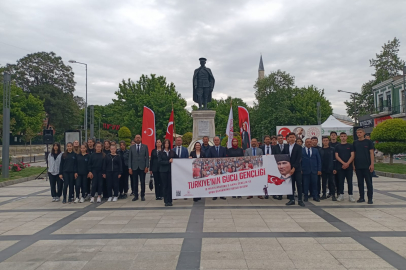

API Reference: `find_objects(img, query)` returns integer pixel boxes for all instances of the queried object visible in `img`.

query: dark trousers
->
[303,173,318,199]
[49,173,62,198]
[334,174,339,196]
[62,172,75,200]
[288,170,302,201]
[317,175,321,196]
[322,172,335,196]
[130,174,134,194]
[119,167,129,194]
[91,171,103,197]
[86,177,91,196]
[338,168,353,195]
[356,169,373,200]
[152,171,163,198]
[102,178,108,198]
[132,168,146,198]
[75,174,88,198]
[161,172,172,203]
[106,171,120,197]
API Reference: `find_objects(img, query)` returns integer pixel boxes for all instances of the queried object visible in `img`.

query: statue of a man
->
[193,58,215,109]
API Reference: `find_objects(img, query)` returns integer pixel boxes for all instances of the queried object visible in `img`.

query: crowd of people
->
[48,128,375,207]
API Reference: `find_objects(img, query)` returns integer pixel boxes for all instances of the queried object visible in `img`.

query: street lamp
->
[69,60,88,143]
[403,66,406,114]
[338,90,360,125]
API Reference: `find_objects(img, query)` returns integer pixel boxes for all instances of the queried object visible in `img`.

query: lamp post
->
[403,66,406,114]
[338,90,360,125]
[69,60,88,143]
[2,73,11,178]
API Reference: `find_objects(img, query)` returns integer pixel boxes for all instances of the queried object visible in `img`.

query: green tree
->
[113,75,192,139]
[182,132,193,147]
[371,119,406,164]
[345,37,405,118]
[118,126,132,146]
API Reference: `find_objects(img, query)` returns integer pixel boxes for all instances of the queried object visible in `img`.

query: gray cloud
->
[1,0,405,116]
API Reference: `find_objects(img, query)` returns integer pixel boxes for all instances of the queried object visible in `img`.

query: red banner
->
[374,115,392,126]
[103,123,120,130]
[165,110,174,149]
[142,106,155,156]
[238,106,251,150]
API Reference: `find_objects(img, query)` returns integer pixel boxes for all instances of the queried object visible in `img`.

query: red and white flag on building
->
[226,106,233,148]
[165,110,174,149]
[238,106,251,150]
[142,106,155,156]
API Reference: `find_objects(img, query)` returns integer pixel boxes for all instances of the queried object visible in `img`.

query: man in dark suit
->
[207,136,226,200]
[245,138,264,199]
[311,136,322,197]
[201,136,211,154]
[128,134,149,202]
[275,134,286,154]
[173,137,189,158]
[284,132,305,207]
[302,138,322,202]
[260,135,276,156]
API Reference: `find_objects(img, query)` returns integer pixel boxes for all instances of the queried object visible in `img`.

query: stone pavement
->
[0,176,405,269]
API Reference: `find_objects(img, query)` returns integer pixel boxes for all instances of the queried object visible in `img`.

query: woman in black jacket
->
[89,142,105,203]
[59,142,77,204]
[189,142,205,202]
[75,144,90,203]
[227,138,243,199]
[150,139,163,200]
[103,144,122,202]
[159,139,178,206]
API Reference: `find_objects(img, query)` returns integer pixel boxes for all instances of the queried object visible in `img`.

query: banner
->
[276,125,321,144]
[165,110,174,149]
[238,106,251,150]
[226,106,233,148]
[142,106,155,156]
[172,155,293,198]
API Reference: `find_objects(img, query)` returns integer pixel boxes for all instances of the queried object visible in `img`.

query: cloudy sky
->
[1,0,405,115]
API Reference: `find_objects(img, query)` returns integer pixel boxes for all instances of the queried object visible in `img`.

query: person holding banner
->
[227,138,243,199]
[128,135,149,202]
[159,139,178,206]
[150,140,163,200]
[207,136,227,200]
[245,138,264,199]
[190,141,205,202]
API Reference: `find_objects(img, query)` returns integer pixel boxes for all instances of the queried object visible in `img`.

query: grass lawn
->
[0,166,45,182]
[375,163,406,175]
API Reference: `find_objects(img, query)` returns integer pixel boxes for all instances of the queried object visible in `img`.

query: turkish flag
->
[268,175,285,185]
[142,106,155,156]
[165,110,174,148]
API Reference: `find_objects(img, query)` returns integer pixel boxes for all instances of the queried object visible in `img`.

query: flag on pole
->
[226,106,233,148]
[142,106,155,156]
[165,109,174,148]
[238,106,251,150]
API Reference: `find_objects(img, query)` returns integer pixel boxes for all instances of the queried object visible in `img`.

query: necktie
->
[178,147,181,157]
[280,144,283,151]
[253,148,256,156]
[216,147,219,156]
[137,145,140,153]
[267,146,269,155]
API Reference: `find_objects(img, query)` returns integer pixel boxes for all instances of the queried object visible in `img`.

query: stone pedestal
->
[192,110,216,141]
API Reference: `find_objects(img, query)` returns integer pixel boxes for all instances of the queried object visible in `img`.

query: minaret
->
[258,55,264,80]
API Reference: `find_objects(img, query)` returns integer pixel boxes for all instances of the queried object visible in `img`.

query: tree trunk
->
[390,153,393,164]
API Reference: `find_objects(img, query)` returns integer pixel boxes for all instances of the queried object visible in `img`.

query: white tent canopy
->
[321,115,353,136]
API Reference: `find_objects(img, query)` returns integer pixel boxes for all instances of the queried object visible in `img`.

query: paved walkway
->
[0,176,405,269]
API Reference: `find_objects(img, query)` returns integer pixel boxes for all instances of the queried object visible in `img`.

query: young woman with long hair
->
[59,142,77,204]
[227,138,243,199]
[189,142,205,202]
[150,139,163,200]
[158,139,178,206]
[89,142,105,203]
[48,143,62,202]
[73,140,80,154]
[75,144,90,203]
[103,144,122,202]
[103,140,111,155]
[87,138,96,155]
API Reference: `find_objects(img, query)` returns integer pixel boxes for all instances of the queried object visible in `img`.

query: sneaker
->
[368,199,373,204]
[74,198,79,203]
[357,198,365,203]
[52,197,56,202]
[349,195,355,202]
[337,194,344,202]
[107,197,112,202]
[55,197,60,202]
[90,197,95,203]
[80,197,85,203]
[113,197,118,202]
[97,197,101,203]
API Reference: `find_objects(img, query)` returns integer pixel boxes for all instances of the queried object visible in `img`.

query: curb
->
[0,173,46,188]
[375,170,406,179]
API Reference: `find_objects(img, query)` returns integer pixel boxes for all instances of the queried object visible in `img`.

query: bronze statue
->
[193,58,215,110]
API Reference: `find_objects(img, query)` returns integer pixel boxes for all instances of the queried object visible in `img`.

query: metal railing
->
[374,105,405,115]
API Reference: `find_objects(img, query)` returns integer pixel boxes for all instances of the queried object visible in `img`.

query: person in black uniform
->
[311,136,322,198]
[85,138,96,200]
[102,140,111,200]
[59,142,77,204]
[75,144,90,203]
[226,138,243,199]
[329,131,339,197]
[150,139,163,200]
[353,128,374,204]
[159,139,178,206]
[189,141,205,202]
[335,132,355,202]
[118,141,129,199]
[319,137,337,201]
[103,144,122,202]
[89,142,105,203]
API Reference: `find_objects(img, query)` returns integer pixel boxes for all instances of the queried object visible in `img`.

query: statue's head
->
[199,57,207,67]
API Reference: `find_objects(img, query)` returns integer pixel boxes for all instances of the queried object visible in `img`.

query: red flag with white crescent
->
[238,106,251,150]
[165,110,174,148]
[142,106,155,156]
[268,175,285,185]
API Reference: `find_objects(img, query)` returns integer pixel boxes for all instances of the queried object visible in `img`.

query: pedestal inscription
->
[198,120,210,137]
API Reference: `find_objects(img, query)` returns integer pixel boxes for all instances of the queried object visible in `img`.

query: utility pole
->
[317,102,321,125]
[2,73,11,178]
[90,105,94,139]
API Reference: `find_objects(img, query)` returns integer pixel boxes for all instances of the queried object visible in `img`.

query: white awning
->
[321,115,353,135]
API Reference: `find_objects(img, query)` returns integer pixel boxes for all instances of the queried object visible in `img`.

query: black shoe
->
[123,194,128,199]
[332,196,337,201]
[68,198,72,203]
[298,200,305,207]
[132,197,138,201]
[193,198,198,202]
[313,198,320,202]
[238,196,242,199]
[168,202,173,206]
[272,195,278,199]
[265,195,269,199]
[286,200,295,206]
[327,194,331,199]
[141,197,145,201]
[357,198,365,203]
[165,203,169,206]
[212,197,217,200]
[156,197,159,200]
[368,200,373,204]
[320,194,327,200]
[277,195,282,200]
[62,198,67,204]
[130,192,134,196]
[232,196,236,198]
[304,197,308,202]
[158,197,162,200]
[220,197,226,200]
